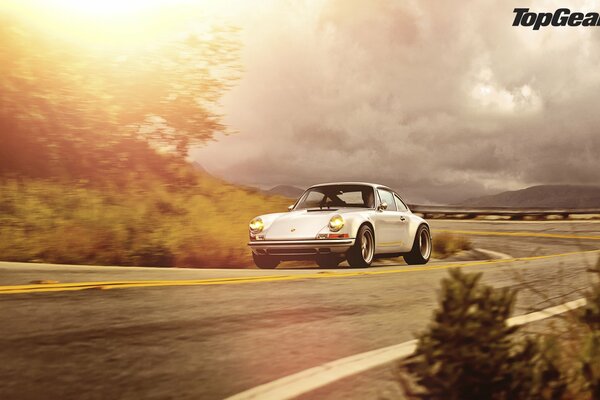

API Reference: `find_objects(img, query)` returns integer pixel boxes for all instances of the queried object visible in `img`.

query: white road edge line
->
[225,298,587,400]
[506,298,586,327]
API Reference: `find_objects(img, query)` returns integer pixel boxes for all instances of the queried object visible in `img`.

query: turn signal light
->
[327,233,349,239]
[317,233,349,239]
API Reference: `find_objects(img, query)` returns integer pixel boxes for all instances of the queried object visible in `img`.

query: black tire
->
[252,254,279,269]
[315,255,341,268]
[347,225,375,268]
[404,225,431,265]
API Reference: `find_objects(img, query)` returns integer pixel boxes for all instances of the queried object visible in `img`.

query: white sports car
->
[248,182,432,268]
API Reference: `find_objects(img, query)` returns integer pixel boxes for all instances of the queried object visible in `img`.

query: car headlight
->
[249,217,264,233]
[328,215,344,232]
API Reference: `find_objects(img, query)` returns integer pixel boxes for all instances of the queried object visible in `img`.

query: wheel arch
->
[345,215,374,239]
[403,221,432,265]
[359,220,375,239]
[408,216,430,242]
[346,220,376,268]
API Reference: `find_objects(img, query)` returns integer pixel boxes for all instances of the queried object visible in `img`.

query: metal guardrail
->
[408,204,600,219]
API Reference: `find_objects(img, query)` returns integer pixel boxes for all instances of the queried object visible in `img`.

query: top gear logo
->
[513,8,600,30]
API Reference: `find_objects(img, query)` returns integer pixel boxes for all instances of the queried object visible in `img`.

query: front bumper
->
[248,239,355,258]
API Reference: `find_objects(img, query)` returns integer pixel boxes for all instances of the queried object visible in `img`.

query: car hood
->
[264,210,340,240]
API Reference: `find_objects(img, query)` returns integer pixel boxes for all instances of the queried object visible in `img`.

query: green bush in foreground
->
[410,269,565,400]
[579,262,600,399]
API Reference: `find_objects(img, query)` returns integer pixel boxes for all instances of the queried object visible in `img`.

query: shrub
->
[578,262,600,399]
[432,232,472,259]
[410,269,565,400]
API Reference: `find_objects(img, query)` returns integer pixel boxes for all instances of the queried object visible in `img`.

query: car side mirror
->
[378,202,388,211]
[288,205,294,211]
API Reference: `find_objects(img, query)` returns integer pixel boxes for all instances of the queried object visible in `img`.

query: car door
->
[394,193,414,252]
[375,189,411,253]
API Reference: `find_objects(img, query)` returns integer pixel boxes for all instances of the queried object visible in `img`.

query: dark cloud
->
[191,0,600,204]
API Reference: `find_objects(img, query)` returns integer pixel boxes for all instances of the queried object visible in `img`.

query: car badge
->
[291,228,296,232]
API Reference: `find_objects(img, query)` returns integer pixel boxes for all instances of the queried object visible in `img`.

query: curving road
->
[1,220,599,399]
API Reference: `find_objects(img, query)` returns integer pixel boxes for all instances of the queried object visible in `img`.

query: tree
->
[0,13,240,178]
[93,26,241,156]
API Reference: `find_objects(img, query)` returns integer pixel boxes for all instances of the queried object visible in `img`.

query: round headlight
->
[328,215,344,232]
[249,217,264,233]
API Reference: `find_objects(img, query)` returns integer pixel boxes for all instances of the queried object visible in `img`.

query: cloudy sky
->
[191,0,600,203]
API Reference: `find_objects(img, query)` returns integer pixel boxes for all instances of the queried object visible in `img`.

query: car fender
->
[344,212,376,239]
[406,213,430,243]
[251,212,286,232]
[312,211,374,239]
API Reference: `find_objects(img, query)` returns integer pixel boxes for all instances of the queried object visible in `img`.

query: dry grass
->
[0,175,290,268]
[432,232,473,259]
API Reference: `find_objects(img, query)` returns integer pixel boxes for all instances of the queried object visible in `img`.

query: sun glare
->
[41,0,165,17]
[1,0,234,50]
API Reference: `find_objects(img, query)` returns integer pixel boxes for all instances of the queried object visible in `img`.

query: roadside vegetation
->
[0,175,289,268]
[0,14,294,267]
[431,232,472,259]
[399,265,600,399]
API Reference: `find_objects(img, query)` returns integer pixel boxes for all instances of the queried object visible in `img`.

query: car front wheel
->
[347,225,375,268]
[404,225,431,265]
[252,254,279,269]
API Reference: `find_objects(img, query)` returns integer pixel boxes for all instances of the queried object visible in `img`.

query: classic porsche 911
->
[248,182,432,269]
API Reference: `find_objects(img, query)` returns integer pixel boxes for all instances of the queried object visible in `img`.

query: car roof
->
[308,182,393,191]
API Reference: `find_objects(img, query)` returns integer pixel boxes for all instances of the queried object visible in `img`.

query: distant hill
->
[460,185,600,208]
[266,185,305,199]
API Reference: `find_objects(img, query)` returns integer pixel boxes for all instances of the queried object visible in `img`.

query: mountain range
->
[460,185,600,208]
[265,185,305,198]
[188,162,600,208]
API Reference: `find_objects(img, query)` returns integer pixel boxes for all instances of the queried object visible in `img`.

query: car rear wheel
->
[252,254,279,269]
[404,225,431,265]
[347,225,374,268]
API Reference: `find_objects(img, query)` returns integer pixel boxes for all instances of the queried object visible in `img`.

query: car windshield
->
[294,185,375,210]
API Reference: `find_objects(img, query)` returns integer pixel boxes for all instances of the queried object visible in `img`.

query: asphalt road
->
[1,220,599,400]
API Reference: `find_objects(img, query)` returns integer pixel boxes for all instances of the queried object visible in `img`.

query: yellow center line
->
[437,229,600,241]
[1,249,599,295]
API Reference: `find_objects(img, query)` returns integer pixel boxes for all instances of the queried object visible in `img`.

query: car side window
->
[377,189,397,211]
[394,194,408,212]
